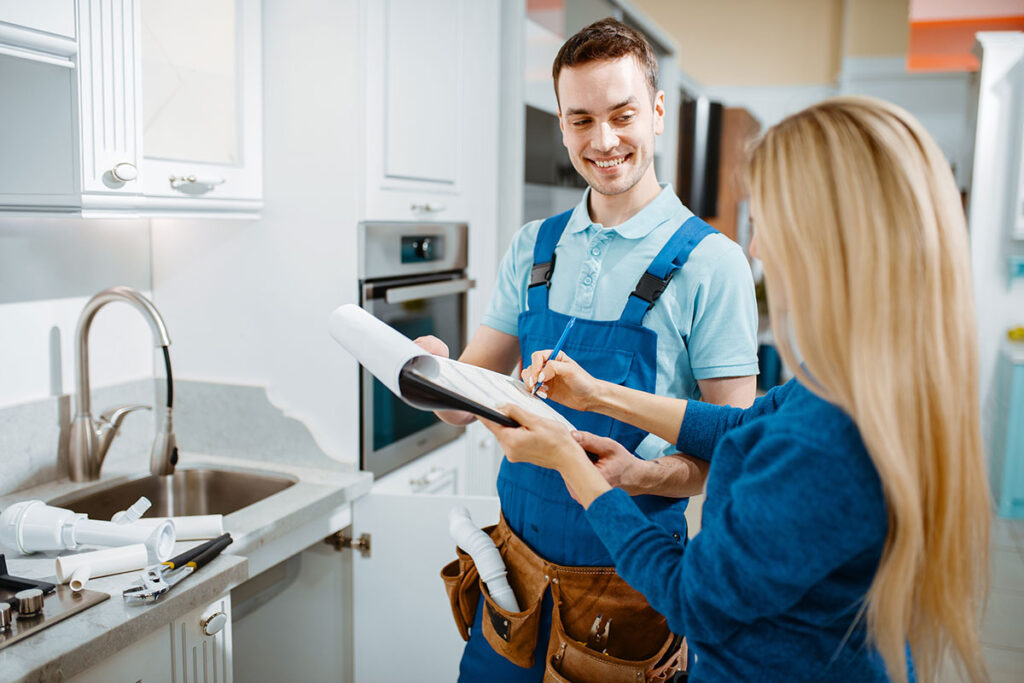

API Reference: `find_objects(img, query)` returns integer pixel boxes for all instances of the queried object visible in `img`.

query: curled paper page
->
[328,304,427,396]
[328,304,575,429]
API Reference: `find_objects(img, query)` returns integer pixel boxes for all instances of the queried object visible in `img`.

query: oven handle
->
[383,277,476,304]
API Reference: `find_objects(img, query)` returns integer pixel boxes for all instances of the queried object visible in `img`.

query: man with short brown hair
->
[423,17,758,681]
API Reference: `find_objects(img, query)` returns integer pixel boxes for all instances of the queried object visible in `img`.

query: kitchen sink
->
[47,468,297,519]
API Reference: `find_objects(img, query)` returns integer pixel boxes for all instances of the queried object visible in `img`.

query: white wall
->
[150,0,364,463]
[0,218,155,409]
[966,33,1024,457]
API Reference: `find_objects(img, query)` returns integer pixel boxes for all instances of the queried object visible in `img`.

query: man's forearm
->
[621,453,709,498]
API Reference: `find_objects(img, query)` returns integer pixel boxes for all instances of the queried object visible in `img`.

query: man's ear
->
[653,89,666,135]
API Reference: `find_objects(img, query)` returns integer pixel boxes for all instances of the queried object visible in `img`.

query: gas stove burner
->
[0,554,109,651]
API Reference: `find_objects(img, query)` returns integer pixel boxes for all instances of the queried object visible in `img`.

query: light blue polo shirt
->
[482,184,759,460]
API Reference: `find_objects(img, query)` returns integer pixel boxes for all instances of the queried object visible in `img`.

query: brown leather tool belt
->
[442,516,685,682]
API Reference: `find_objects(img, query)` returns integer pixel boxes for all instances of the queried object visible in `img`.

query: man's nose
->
[593,122,618,151]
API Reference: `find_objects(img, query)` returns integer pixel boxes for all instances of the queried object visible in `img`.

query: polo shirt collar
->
[566,184,679,239]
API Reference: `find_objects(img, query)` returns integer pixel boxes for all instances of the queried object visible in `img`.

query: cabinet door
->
[77,0,144,205]
[137,0,262,206]
[169,594,234,683]
[350,490,500,682]
[363,0,470,221]
[68,595,231,683]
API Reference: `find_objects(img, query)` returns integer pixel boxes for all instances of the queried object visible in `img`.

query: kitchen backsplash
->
[0,379,348,498]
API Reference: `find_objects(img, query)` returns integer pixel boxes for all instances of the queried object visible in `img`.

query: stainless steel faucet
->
[67,286,178,481]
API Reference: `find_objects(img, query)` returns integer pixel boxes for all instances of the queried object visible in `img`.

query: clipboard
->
[329,304,576,431]
[399,366,520,428]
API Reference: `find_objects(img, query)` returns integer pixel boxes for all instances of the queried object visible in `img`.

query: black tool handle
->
[165,533,233,569]
[188,533,233,570]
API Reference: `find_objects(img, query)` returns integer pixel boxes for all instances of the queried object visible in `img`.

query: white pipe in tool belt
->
[448,506,520,613]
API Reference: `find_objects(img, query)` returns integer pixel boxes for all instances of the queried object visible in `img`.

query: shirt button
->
[591,248,601,256]
[583,276,593,285]
[672,532,682,542]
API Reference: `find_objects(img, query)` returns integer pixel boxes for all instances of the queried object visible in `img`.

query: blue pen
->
[531,317,576,397]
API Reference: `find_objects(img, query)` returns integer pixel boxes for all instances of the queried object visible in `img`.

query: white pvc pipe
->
[111,514,224,541]
[68,565,91,592]
[0,500,175,561]
[448,506,519,613]
[56,544,149,590]
[72,518,175,562]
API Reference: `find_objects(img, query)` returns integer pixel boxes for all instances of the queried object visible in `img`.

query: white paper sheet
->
[328,304,575,429]
[406,356,575,429]
[328,304,426,396]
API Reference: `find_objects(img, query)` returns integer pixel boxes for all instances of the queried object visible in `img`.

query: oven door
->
[360,272,474,478]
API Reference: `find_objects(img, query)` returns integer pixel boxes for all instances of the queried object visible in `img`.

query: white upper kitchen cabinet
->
[0,0,262,217]
[361,0,494,222]
[136,0,262,213]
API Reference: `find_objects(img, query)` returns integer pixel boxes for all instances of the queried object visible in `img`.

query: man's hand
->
[572,431,646,494]
[413,335,476,425]
[412,335,450,358]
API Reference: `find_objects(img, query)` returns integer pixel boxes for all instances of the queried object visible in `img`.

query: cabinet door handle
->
[109,162,138,183]
[200,611,228,636]
[410,202,447,213]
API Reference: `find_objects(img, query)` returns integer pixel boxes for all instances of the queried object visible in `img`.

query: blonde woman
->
[482,96,990,682]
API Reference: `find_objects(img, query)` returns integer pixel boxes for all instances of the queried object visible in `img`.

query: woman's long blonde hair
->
[746,96,990,682]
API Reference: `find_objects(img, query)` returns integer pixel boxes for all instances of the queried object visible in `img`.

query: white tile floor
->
[938,515,1024,682]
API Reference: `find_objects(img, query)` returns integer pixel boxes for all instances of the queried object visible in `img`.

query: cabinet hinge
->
[325,531,371,557]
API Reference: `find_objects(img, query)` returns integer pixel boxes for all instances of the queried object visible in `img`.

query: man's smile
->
[589,153,632,169]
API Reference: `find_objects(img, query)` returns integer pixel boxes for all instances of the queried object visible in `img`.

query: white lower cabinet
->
[70,595,233,683]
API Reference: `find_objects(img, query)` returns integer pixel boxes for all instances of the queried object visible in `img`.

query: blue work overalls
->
[459,209,717,682]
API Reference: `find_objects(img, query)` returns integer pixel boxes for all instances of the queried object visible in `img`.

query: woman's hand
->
[521,350,602,412]
[480,404,612,508]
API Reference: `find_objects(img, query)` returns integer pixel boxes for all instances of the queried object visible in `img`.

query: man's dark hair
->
[552,18,659,105]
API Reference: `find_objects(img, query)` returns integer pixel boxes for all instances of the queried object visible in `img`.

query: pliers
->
[123,533,233,604]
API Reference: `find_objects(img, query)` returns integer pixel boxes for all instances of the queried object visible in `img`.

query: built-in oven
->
[358,221,474,479]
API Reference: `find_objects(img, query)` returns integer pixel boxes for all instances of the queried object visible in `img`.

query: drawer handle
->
[410,202,447,213]
[169,175,226,194]
[410,466,450,489]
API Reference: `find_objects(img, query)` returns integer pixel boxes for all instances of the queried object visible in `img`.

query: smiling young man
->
[420,18,758,682]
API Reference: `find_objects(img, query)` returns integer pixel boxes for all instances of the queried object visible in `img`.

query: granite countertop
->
[0,452,373,682]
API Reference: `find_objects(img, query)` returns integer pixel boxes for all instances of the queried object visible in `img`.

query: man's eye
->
[572,119,590,127]
[617,113,636,123]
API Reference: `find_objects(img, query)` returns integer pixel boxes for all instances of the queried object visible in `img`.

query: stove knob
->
[0,602,11,631]
[15,589,44,617]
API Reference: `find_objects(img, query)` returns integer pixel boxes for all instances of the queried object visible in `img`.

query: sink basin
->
[47,468,297,518]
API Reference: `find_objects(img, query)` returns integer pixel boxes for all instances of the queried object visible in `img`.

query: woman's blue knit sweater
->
[585,379,893,682]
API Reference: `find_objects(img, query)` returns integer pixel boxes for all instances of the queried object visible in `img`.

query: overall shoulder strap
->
[527,209,574,312]
[620,216,719,325]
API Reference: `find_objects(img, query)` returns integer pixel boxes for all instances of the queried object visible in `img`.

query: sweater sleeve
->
[586,430,885,643]
[676,379,796,460]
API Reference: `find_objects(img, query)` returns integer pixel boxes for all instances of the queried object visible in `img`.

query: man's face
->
[557,57,664,198]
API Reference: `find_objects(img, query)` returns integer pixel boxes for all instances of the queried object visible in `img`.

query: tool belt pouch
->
[440,545,481,642]
[477,525,547,669]
[544,573,686,683]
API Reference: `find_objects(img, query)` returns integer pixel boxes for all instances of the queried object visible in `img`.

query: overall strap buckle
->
[529,255,557,288]
[630,270,675,310]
